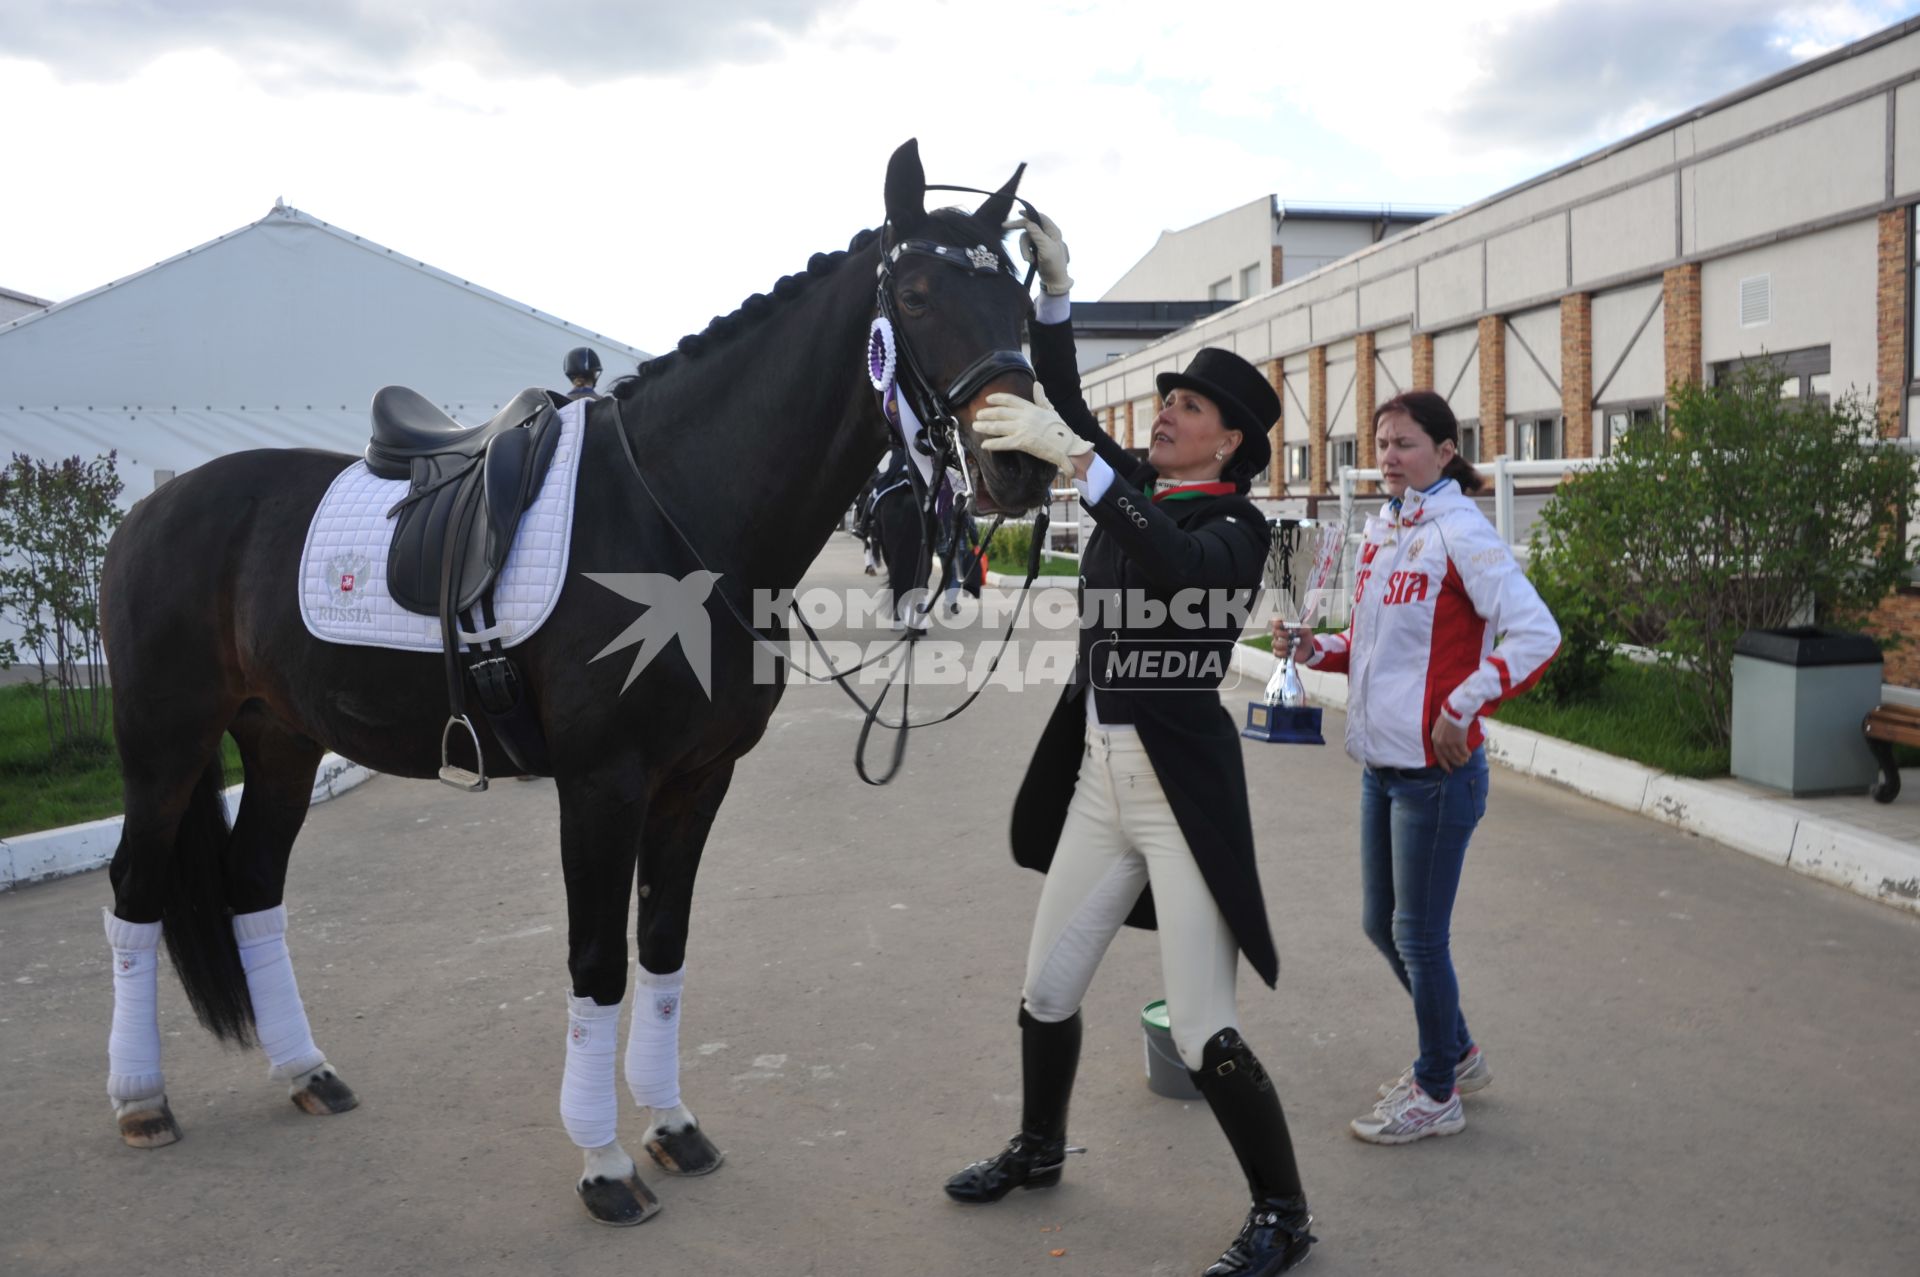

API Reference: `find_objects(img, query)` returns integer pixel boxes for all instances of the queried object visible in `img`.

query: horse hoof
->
[646,1123,724,1176]
[290,1067,359,1116]
[118,1098,182,1149]
[577,1173,662,1226]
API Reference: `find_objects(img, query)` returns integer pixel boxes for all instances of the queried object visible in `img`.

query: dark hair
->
[1219,431,1263,493]
[1373,390,1484,494]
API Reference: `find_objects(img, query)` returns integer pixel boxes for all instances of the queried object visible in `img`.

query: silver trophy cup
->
[1243,518,1345,745]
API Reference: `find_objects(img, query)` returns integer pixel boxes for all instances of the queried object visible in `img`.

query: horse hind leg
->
[630,761,735,1178]
[225,706,359,1116]
[106,722,241,1150]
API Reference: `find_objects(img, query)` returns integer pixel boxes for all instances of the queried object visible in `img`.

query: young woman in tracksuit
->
[949,213,1314,1277]
[1278,390,1559,1145]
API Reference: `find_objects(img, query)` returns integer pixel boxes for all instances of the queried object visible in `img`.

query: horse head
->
[879,140,1058,515]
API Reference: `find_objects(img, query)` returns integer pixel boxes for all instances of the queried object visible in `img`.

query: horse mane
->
[609,208,1000,400]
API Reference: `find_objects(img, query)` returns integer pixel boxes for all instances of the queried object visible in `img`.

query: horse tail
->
[159,756,257,1046]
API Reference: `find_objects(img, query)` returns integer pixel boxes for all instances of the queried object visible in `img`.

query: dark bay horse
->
[96,139,1053,1225]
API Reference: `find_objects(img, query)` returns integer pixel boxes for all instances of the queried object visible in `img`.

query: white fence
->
[1335,455,1601,562]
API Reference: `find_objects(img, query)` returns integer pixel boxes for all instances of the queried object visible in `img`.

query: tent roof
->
[1,201,644,362]
[0,202,652,497]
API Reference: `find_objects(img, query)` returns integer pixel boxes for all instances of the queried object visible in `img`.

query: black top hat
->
[1156,347,1277,479]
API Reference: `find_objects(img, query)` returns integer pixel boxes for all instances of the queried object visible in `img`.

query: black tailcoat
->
[1009,319,1279,987]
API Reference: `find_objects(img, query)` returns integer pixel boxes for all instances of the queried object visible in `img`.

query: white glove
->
[1005,213,1074,297]
[972,386,1092,473]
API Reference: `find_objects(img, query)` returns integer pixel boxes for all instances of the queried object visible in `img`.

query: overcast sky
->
[3,0,1914,359]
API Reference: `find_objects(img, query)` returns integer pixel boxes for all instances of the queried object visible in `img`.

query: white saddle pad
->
[298,397,587,651]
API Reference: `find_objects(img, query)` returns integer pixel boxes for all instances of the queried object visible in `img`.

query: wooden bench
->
[1864,703,1920,803]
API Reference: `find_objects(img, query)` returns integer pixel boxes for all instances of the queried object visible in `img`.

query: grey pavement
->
[3,534,1918,1277]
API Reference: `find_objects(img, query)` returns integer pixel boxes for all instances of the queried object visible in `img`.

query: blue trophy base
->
[1242,701,1325,745]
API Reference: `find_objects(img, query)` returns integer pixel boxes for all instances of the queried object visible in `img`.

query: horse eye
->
[901,289,929,312]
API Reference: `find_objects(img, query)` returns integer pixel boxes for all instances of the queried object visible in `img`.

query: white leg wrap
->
[104,909,165,1104]
[561,994,622,1149]
[624,964,684,1112]
[232,905,327,1080]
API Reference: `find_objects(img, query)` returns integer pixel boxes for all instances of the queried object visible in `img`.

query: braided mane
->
[610,209,998,399]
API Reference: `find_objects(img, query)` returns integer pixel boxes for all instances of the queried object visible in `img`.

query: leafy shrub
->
[1527,367,1917,744]
[0,452,124,756]
[984,520,1036,575]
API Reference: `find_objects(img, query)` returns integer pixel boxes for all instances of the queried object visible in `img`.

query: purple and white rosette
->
[867,316,897,396]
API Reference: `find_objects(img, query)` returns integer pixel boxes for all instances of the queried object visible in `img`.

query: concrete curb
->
[0,752,377,893]
[1230,643,1920,915]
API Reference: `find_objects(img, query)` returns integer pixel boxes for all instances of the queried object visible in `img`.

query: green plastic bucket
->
[1141,1000,1201,1099]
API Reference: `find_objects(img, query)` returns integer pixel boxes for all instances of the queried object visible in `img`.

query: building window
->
[1331,438,1358,476]
[1285,445,1310,484]
[1601,402,1661,455]
[1454,421,1479,464]
[1511,415,1562,462]
[1714,346,1830,407]
[1209,277,1234,301]
[1240,264,1261,299]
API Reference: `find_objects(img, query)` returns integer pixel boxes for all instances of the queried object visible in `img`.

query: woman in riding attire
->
[947,214,1314,1277]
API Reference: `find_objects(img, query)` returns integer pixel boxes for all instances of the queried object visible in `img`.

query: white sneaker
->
[1378,1045,1491,1101]
[1350,1082,1465,1145]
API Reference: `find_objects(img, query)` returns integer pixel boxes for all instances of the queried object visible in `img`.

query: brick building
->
[1079,17,1920,686]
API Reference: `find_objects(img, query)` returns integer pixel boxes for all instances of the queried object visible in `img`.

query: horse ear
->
[884,138,926,242]
[974,162,1026,231]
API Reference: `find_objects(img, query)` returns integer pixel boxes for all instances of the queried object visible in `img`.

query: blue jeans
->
[1359,747,1489,1100]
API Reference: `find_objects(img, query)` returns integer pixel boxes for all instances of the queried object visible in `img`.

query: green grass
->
[0,684,242,838]
[984,548,1080,578]
[1492,659,1731,777]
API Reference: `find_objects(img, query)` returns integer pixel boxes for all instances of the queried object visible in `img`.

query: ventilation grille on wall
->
[1739,274,1772,327]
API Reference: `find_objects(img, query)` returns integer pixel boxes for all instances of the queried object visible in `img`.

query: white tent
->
[0,202,650,499]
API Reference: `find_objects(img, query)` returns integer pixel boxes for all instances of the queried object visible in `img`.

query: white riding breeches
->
[1021,727,1240,1070]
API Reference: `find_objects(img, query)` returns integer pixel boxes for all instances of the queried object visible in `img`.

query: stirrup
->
[438,715,488,791]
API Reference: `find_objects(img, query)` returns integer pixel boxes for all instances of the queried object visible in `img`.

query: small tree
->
[1528,366,1918,746]
[0,452,124,758]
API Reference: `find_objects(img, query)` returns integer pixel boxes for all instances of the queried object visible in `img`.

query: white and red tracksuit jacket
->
[1306,478,1560,769]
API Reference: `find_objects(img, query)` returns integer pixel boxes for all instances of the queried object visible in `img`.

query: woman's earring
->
[1214,448,1226,461]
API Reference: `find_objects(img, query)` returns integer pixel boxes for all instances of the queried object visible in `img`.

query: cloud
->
[0,0,854,87]
[1435,0,1893,156]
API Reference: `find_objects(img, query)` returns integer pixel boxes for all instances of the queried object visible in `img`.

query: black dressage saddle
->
[365,385,564,789]
[369,386,564,614]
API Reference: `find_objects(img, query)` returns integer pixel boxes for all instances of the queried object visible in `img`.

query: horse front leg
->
[630,760,736,1178]
[556,771,658,1227]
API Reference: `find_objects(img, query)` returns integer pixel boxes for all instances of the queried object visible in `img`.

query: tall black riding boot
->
[944,1005,1082,1203]
[1190,1029,1316,1276]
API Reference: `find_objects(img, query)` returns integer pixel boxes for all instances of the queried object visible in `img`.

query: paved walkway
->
[3,535,1917,1276]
